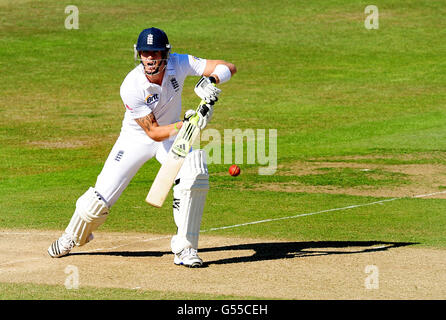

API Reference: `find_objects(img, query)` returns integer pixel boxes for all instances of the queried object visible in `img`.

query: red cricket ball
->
[228,164,241,177]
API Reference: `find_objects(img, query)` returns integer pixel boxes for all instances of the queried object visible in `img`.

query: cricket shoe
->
[174,248,203,268]
[48,233,93,258]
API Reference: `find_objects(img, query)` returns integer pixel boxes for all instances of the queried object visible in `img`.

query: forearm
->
[135,113,183,142]
[149,122,183,141]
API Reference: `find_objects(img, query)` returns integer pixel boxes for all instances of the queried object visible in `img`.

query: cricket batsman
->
[48,27,237,267]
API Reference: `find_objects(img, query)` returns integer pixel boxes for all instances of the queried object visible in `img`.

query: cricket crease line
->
[201,190,446,232]
[201,198,400,232]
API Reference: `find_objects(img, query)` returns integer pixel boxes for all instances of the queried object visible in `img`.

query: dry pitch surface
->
[1,229,445,299]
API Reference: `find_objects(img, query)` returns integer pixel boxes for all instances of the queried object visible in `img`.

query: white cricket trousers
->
[94,132,173,207]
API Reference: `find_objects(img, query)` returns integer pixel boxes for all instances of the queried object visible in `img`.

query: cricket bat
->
[145,100,207,207]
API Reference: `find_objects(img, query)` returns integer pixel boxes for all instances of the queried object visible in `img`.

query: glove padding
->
[184,102,214,130]
[194,76,221,103]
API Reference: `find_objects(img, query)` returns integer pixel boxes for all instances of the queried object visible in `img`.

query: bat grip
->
[197,100,207,116]
[199,105,210,117]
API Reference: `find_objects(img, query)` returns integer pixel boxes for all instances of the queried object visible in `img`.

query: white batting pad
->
[65,187,109,246]
[171,150,209,253]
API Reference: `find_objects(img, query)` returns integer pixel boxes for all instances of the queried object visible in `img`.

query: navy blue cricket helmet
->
[134,27,171,75]
[136,27,170,53]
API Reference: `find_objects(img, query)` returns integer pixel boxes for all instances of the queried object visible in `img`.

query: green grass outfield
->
[1,0,445,299]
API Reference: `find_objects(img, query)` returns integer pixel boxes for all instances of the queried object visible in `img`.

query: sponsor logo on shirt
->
[145,93,159,105]
[125,104,133,111]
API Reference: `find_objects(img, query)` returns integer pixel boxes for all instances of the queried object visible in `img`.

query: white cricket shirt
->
[119,53,206,142]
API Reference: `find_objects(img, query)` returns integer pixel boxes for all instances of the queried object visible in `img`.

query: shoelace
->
[180,248,198,258]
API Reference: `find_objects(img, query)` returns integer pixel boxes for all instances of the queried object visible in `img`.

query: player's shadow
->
[70,240,416,268]
[70,250,167,257]
[199,240,417,266]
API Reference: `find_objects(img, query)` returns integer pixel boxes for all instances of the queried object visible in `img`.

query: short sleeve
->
[177,54,207,77]
[120,86,152,119]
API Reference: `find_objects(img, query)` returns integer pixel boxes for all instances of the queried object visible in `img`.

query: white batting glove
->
[194,76,221,103]
[184,103,214,130]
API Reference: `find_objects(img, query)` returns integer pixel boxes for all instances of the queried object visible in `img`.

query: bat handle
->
[198,101,210,117]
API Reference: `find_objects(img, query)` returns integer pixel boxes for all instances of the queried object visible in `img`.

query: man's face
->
[140,50,164,76]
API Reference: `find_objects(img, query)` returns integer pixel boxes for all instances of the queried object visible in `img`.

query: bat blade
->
[145,151,186,207]
[145,113,201,207]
